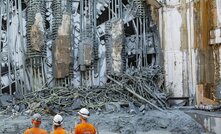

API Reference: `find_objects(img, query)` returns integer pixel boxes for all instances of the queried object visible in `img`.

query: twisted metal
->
[51,0,62,41]
[15,66,167,114]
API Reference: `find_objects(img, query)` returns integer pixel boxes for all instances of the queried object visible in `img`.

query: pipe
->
[0,0,2,94]
[18,0,27,94]
[108,0,110,20]
[188,0,194,104]
[136,18,139,68]
[112,0,114,18]
[6,0,12,95]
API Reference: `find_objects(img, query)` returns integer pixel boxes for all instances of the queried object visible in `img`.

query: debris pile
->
[0,66,167,115]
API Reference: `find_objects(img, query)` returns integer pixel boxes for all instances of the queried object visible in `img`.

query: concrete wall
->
[160,0,220,102]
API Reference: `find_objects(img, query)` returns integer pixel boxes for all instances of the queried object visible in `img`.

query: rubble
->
[0,110,206,134]
[0,94,13,107]
[0,66,167,115]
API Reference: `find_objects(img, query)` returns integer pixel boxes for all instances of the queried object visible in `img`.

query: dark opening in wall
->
[100,36,106,45]
[128,54,138,68]
[21,0,27,10]
[1,42,3,52]
[45,9,50,30]
[97,7,109,26]
[77,2,80,14]
[122,0,129,5]
[1,82,16,94]
[14,0,27,10]
[124,21,135,37]
[128,54,156,68]
[145,54,156,65]
[45,20,50,30]
[2,19,7,31]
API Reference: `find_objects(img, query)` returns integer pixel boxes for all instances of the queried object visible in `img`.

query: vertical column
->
[6,0,12,95]
[0,0,2,94]
[111,19,124,73]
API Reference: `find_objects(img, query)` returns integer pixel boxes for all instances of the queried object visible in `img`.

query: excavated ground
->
[0,110,206,134]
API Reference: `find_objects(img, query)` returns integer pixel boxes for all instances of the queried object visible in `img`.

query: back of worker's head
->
[78,108,90,120]
[32,113,42,127]
[53,114,63,128]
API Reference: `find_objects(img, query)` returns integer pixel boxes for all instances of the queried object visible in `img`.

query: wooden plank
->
[196,84,219,105]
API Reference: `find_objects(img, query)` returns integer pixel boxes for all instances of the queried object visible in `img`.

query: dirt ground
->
[0,110,206,134]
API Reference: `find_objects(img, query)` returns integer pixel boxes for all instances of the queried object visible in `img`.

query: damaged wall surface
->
[161,0,221,103]
[0,0,161,93]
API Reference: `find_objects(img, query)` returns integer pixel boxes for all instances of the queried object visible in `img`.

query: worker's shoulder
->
[24,128,32,134]
[40,128,48,134]
[88,122,96,128]
[77,122,96,129]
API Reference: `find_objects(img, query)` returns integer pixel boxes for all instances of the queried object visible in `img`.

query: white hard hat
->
[78,108,90,119]
[53,114,63,126]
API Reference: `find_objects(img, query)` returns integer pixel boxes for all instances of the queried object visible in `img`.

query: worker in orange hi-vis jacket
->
[74,108,96,134]
[50,114,69,134]
[24,113,48,134]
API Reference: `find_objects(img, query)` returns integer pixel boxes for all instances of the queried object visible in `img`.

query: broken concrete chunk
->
[13,92,23,100]
[13,105,20,112]
[19,104,26,112]
[158,119,169,129]
[129,102,137,114]
[105,102,121,112]
[71,98,81,110]
[29,102,41,110]
[139,105,145,112]
[0,94,13,107]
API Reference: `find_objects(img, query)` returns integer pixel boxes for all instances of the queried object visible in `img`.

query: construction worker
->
[24,113,48,134]
[74,108,96,134]
[50,114,69,134]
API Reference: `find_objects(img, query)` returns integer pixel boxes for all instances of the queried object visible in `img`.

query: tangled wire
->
[16,66,167,114]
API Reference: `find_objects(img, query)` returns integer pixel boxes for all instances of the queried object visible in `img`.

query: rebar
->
[105,21,112,74]
[13,65,166,113]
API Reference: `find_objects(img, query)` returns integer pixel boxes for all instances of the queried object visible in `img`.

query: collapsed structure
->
[1,0,221,110]
[0,0,161,92]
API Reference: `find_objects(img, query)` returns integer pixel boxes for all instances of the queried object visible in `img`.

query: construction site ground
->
[0,109,214,134]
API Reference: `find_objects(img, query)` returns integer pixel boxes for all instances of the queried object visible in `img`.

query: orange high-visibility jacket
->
[50,127,69,134]
[24,127,48,134]
[74,122,96,134]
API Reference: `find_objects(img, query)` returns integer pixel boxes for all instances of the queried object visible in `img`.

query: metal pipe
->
[112,0,114,18]
[29,59,33,92]
[139,18,143,68]
[18,0,27,94]
[114,0,116,18]
[6,0,12,95]
[37,59,41,90]
[80,0,83,40]
[143,18,146,67]
[151,34,156,66]
[136,18,139,68]
[119,0,122,18]
[41,58,45,87]
[0,0,2,94]
[33,58,36,91]
[108,0,110,20]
